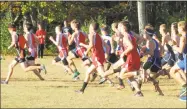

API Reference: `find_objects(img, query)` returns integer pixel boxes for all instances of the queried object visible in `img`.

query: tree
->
[137,1,146,34]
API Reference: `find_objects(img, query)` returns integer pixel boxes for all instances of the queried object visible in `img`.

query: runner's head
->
[143,28,155,40]
[145,24,154,31]
[118,20,131,33]
[89,22,99,33]
[24,23,33,33]
[101,24,109,36]
[55,25,62,34]
[171,22,178,34]
[8,23,16,33]
[178,21,186,34]
[159,24,167,35]
[70,19,81,31]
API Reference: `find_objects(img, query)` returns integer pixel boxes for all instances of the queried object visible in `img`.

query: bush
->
[0,10,16,55]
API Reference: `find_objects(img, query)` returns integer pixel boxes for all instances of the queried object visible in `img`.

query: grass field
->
[1,56,186,108]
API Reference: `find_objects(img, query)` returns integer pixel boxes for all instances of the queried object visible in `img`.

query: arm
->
[24,33,29,48]
[173,36,186,53]
[120,35,134,58]
[49,35,60,46]
[143,40,155,56]
[68,32,76,45]
[8,34,17,49]
[160,35,166,55]
[79,43,89,49]
[161,35,166,47]
[131,31,144,45]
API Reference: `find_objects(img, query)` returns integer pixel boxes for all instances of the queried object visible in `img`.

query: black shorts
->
[54,56,61,62]
[82,57,89,61]
[54,56,68,65]
[143,57,161,73]
[69,42,76,51]
[15,57,26,63]
[108,53,119,64]
[26,56,35,61]
[71,49,89,61]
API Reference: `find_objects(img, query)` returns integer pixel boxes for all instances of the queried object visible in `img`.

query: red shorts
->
[92,55,105,67]
[122,54,140,72]
[59,49,68,59]
[73,47,86,58]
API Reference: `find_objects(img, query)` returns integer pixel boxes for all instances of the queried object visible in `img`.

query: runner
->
[169,21,186,99]
[67,19,91,79]
[75,22,106,94]
[141,28,164,96]
[1,23,44,84]
[49,25,74,76]
[159,24,173,79]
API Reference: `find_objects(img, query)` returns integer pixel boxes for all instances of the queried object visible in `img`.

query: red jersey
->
[17,35,26,49]
[57,33,68,58]
[92,33,105,67]
[27,33,37,58]
[36,29,46,44]
[61,34,68,50]
[74,32,86,47]
[122,33,140,71]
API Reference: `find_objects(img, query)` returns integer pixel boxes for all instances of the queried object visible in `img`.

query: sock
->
[118,78,124,86]
[106,63,111,70]
[74,69,78,73]
[182,84,187,88]
[80,82,88,92]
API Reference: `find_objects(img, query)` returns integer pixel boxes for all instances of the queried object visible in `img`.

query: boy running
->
[169,21,187,98]
[75,22,106,94]
[49,25,74,76]
[1,24,44,84]
[67,19,91,79]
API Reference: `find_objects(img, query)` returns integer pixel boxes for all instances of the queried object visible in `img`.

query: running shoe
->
[1,80,8,84]
[41,64,47,74]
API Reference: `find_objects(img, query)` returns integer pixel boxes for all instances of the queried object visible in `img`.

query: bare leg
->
[4,60,18,83]
[148,71,164,96]
[112,58,124,70]
[67,52,78,72]
[179,69,186,82]
[23,66,41,72]
[128,77,141,92]
[27,61,44,80]
[32,70,45,80]
[52,60,72,74]
[170,65,186,86]
[76,64,96,94]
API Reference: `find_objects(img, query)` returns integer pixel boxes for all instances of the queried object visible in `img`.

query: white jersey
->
[11,31,18,44]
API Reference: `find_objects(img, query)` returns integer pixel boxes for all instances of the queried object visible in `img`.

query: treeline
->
[0,1,186,55]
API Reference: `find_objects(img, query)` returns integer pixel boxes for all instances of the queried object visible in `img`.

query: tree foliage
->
[0,1,186,55]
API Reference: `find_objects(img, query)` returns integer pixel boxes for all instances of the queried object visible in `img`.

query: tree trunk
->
[137,1,146,34]
[30,7,37,33]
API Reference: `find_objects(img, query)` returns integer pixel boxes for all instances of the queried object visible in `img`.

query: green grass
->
[1,56,186,108]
